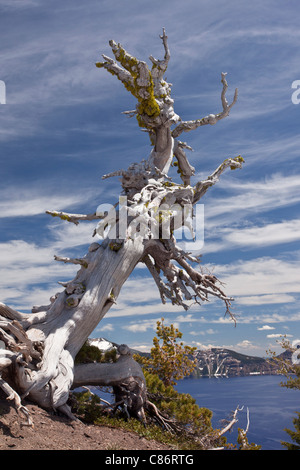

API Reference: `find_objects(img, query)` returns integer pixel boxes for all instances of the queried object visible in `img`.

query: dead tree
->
[0,29,242,424]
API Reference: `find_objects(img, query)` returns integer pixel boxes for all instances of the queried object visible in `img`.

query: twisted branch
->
[144,238,236,323]
[54,255,89,269]
[172,72,238,138]
[193,156,244,203]
[0,376,33,427]
[46,210,103,225]
[149,28,170,76]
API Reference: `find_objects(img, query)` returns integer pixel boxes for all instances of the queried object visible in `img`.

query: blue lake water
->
[176,375,299,450]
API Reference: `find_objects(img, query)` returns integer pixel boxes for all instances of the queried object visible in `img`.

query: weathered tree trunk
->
[73,344,147,420]
[0,30,242,424]
[0,236,146,418]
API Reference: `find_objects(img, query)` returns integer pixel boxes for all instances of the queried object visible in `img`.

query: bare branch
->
[0,319,41,362]
[218,405,243,437]
[122,109,137,118]
[46,210,103,225]
[0,302,26,322]
[144,239,236,321]
[54,255,88,269]
[143,254,186,307]
[193,156,244,203]
[0,376,33,427]
[149,28,170,74]
[172,72,238,138]
[97,39,158,114]
[96,53,134,90]
[173,139,195,185]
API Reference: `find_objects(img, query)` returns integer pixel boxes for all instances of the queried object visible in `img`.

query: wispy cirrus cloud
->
[211,254,300,301]
[202,219,300,255]
[205,172,300,220]
[224,219,300,248]
[0,190,87,218]
[183,172,300,255]
[236,294,296,306]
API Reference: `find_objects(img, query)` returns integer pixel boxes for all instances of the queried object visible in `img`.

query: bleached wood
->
[46,210,102,225]
[172,73,238,138]
[0,30,241,429]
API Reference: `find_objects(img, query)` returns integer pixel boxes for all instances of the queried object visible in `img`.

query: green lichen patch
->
[109,241,123,252]
[98,42,161,128]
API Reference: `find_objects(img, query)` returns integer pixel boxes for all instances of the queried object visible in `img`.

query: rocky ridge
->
[191,348,286,378]
[89,338,285,378]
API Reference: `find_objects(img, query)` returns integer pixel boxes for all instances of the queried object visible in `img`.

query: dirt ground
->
[0,391,172,451]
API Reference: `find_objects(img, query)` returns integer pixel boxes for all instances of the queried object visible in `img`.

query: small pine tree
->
[144,369,214,438]
[75,341,117,364]
[281,364,300,450]
[267,338,300,450]
[74,341,103,364]
[282,413,300,450]
[134,319,229,448]
[134,318,197,386]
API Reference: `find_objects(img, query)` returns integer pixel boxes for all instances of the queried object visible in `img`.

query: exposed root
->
[145,400,181,433]
[0,376,33,427]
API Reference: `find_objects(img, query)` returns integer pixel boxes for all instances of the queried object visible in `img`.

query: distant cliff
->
[88,338,288,378]
[190,348,287,378]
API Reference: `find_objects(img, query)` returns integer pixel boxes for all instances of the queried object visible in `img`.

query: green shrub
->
[75,341,117,364]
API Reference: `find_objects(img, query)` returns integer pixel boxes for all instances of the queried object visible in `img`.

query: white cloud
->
[0,239,77,310]
[202,219,300,255]
[236,294,296,306]
[98,323,114,332]
[0,0,38,8]
[190,341,211,350]
[267,333,293,339]
[184,172,300,255]
[129,343,152,353]
[122,319,157,333]
[236,340,258,350]
[1,195,53,217]
[0,220,98,309]
[223,219,300,249]
[205,173,300,222]
[191,328,218,336]
[174,314,196,323]
[211,255,300,298]
[121,317,180,334]
[257,325,275,331]
[0,184,95,219]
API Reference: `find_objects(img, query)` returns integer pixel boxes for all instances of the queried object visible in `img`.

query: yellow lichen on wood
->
[98,40,161,128]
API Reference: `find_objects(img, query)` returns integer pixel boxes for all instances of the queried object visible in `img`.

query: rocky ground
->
[0,391,172,451]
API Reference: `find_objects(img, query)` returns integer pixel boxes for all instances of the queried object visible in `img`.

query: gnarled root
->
[73,344,147,421]
[0,375,33,427]
[113,376,147,421]
[145,399,181,433]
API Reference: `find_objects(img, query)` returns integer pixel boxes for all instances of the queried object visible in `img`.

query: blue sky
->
[1,0,300,356]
